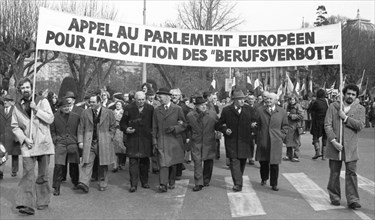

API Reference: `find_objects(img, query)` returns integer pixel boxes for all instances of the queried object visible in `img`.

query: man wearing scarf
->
[11,78,54,215]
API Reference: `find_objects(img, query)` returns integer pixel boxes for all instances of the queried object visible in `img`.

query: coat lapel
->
[230,104,240,117]
[164,104,176,119]
[99,108,108,126]
[5,106,14,119]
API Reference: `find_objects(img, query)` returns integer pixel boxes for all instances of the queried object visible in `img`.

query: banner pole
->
[338,23,343,161]
[29,48,38,140]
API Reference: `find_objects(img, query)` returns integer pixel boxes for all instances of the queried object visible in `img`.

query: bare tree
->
[153,0,243,90]
[53,0,118,100]
[178,0,243,31]
[0,0,58,90]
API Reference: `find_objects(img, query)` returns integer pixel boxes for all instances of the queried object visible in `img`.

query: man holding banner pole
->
[11,78,55,215]
[324,84,365,209]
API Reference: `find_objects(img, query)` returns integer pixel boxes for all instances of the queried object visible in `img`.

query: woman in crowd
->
[112,100,127,172]
[47,92,59,113]
[283,95,304,162]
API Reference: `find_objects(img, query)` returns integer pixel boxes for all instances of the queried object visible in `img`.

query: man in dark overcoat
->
[76,94,116,192]
[152,88,186,192]
[50,99,81,196]
[215,90,257,192]
[186,96,218,191]
[61,91,83,182]
[120,91,154,193]
[255,92,288,191]
[0,94,21,177]
[308,89,329,160]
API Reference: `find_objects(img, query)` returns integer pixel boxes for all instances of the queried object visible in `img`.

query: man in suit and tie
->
[152,88,186,192]
[255,92,288,191]
[215,90,257,192]
[0,94,21,178]
[76,94,116,193]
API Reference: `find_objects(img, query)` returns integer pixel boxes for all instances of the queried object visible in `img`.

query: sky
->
[110,0,375,31]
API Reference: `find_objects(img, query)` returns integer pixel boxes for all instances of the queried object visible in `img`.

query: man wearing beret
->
[215,89,257,192]
[152,88,186,192]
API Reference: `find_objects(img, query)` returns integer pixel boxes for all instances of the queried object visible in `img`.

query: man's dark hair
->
[17,77,33,92]
[316,89,326,99]
[343,84,360,97]
[90,94,101,103]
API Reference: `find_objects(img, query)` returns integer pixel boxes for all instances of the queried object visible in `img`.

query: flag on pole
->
[300,79,306,94]
[322,81,326,89]
[210,78,216,90]
[246,75,254,92]
[359,77,368,97]
[285,73,294,95]
[356,69,365,89]
[330,81,336,89]
[295,79,300,95]
[343,74,347,86]
[277,82,284,98]
[254,78,262,89]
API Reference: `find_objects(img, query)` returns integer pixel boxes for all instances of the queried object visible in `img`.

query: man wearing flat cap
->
[61,91,83,182]
[186,96,218,191]
[215,89,257,192]
[152,88,186,192]
[50,99,81,196]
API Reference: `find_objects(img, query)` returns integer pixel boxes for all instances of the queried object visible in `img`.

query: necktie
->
[5,107,9,115]
[269,107,273,114]
[165,105,168,111]
[237,107,241,114]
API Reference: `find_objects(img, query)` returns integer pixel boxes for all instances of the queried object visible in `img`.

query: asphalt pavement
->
[0,127,374,219]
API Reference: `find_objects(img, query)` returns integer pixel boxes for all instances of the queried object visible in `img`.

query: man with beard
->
[120,91,154,193]
[11,78,54,215]
[152,88,186,192]
[215,90,257,192]
[324,84,365,209]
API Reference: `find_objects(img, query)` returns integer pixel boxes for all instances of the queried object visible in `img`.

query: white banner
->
[36,8,342,68]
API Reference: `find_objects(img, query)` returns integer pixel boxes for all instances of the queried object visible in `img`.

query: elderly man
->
[76,94,116,193]
[11,78,54,215]
[50,99,81,196]
[120,91,154,193]
[324,84,365,209]
[215,89,257,192]
[152,88,186,192]
[255,92,288,191]
[61,91,83,182]
[170,88,189,178]
[186,96,218,191]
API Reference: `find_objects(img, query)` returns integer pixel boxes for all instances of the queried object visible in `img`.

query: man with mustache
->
[11,78,54,215]
[324,84,365,210]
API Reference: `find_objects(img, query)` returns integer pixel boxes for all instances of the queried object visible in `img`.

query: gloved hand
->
[332,140,343,151]
[165,126,175,134]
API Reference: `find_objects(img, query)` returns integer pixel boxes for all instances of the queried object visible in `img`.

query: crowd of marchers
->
[0,78,371,215]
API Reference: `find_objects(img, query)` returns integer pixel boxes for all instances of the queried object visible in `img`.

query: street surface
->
[1,128,374,219]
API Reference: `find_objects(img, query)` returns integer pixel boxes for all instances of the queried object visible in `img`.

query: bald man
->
[120,91,154,193]
[255,92,288,191]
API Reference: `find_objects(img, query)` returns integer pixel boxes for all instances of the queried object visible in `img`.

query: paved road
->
[1,127,374,219]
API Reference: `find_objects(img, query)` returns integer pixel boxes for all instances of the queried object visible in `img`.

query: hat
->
[156,88,171,96]
[3,94,14,101]
[231,90,246,99]
[113,92,124,100]
[194,96,207,105]
[64,91,76,99]
[146,88,155,96]
[59,99,70,107]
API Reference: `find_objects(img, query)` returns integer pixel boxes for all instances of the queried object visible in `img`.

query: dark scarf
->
[22,97,32,117]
